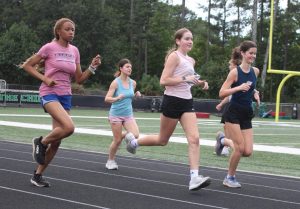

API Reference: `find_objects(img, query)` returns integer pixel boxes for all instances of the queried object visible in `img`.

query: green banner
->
[0,93,40,104]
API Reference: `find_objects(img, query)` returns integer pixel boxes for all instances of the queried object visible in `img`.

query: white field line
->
[0,119,300,155]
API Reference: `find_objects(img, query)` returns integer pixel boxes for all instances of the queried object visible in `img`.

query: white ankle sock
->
[190,170,199,178]
[221,138,225,145]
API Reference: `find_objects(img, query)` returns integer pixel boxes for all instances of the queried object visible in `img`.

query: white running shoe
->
[189,175,211,191]
[124,132,136,154]
[223,176,241,188]
[105,160,118,170]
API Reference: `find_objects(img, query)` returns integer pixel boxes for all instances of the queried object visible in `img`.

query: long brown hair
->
[229,41,257,66]
[53,18,75,40]
[230,47,242,66]
[239,40,257,53]
[114,58,131,77]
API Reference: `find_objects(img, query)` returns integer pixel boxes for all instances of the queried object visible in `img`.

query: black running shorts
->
[161,94,194,119]
[222,102,254,130]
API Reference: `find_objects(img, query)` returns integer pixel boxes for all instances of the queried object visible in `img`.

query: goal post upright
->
[267,0,300,122]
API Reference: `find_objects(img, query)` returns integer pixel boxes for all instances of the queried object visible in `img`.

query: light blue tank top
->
[109,77,134,116]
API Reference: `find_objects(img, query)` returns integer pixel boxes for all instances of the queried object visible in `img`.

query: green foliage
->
[192,59,228,99]
[146,2,178,76]
[0,21,40,84]
[0,0,299,101]
[138,73,163,96]
[71,83,85,95]
[0,22,39,63]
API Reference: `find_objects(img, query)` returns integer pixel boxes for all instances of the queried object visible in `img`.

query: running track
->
[0,140,299,209]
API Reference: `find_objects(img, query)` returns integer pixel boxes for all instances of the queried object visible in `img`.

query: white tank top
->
[164,51,195,99]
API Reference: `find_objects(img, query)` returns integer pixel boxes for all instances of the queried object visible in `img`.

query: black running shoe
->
[30,172,50,187]
[32,136,48,165]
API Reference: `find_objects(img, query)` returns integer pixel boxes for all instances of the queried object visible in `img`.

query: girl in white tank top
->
[123,28,212,192]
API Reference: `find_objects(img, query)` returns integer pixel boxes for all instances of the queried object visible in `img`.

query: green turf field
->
[0,106,299,178]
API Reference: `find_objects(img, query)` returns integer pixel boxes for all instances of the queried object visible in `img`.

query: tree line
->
[0,0,299,102]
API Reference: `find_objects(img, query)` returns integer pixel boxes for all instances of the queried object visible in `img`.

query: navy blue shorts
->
[41,94,72,111]
[222,102,254,130]
[161,94,194,119]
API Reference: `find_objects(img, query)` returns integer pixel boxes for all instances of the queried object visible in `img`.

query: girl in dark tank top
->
[219,40,260,188]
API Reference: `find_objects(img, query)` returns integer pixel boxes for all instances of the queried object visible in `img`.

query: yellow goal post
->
[268,0,300,122]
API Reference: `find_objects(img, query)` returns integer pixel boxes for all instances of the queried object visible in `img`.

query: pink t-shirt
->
[37,41,80,96]
[164,51,195,99]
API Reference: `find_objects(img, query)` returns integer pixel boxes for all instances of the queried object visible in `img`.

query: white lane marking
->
[0,186,110,209]
[0,168,229,209]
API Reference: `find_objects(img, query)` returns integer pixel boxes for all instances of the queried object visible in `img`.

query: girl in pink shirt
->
[22,18,101,187]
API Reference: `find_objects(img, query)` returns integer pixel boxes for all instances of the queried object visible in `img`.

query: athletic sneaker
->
[105,160,118,170]
[189,175,211,191]
[30,172,50,187]
[32,136,48,165]
[215,131,225,156]
[223,176,241,188]
[124,132,136,154]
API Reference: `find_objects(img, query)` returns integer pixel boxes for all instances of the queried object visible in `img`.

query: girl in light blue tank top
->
[109,77,134,117]
[104,59,141,170]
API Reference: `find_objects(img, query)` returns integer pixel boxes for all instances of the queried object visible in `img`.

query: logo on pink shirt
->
[54,52,76,63]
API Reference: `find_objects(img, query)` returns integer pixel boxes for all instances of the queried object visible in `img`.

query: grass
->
[0,106,300,178]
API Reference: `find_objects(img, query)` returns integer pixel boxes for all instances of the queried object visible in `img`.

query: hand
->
[254,91,260,106]
[43,77,57,87]
[91,54,101,68]
[203,81,209,90]
[135,91,142,97]
[216,103,222,111]
[239,82,251,92]
[197,80,209,90]
[185,74,200,85]
[117,94,125,101]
